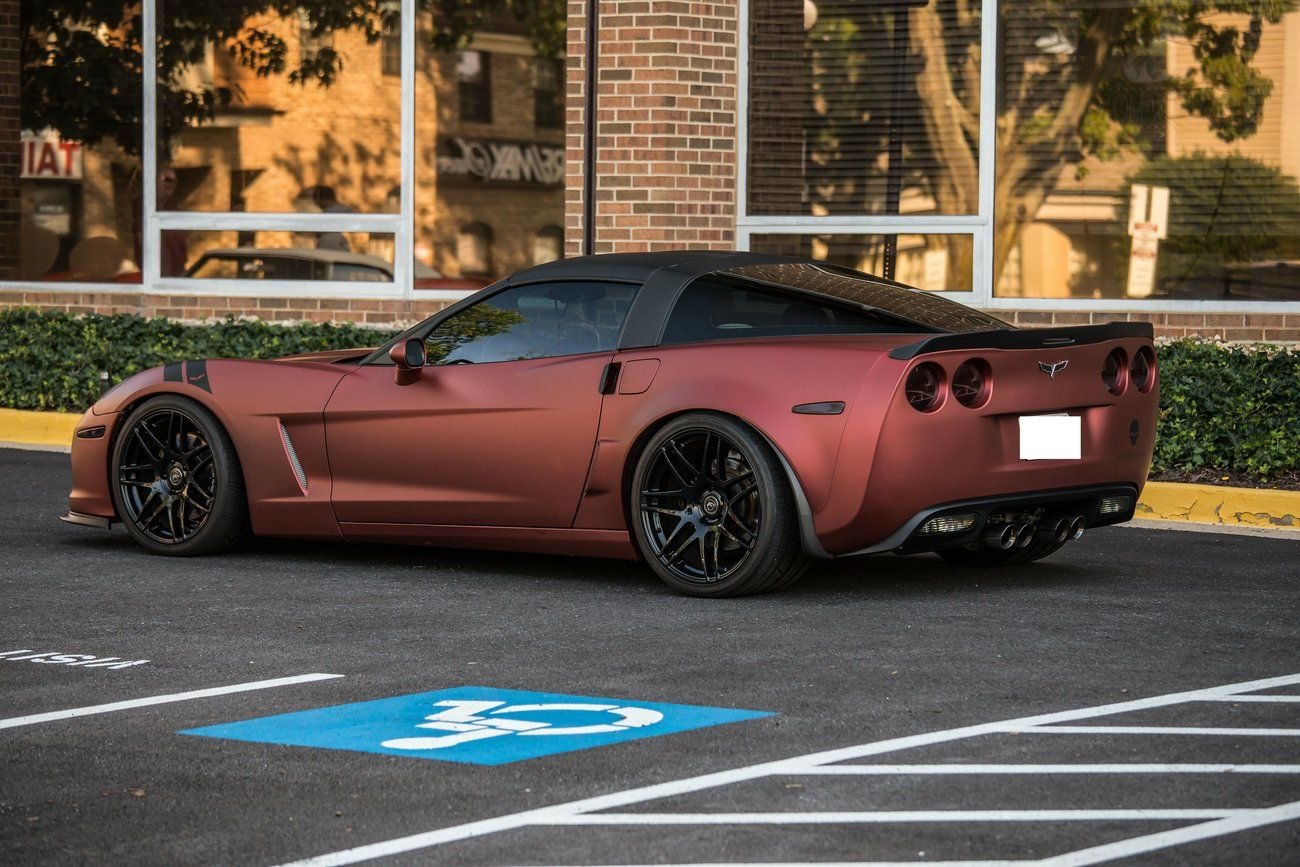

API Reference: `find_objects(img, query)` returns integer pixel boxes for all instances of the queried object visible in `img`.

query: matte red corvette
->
[64,251,1158,596]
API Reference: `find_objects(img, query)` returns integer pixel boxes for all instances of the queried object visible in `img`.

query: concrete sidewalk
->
[3,407,1296,534]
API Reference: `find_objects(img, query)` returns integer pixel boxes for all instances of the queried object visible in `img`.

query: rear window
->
[660,276,929,346]
[723,262,1010,334]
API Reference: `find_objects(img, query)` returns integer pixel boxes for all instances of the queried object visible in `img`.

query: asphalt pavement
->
[2,446,1298,866]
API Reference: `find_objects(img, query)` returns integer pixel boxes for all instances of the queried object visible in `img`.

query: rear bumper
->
[842,483,1140,556]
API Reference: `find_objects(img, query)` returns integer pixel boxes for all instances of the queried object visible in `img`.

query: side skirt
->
[336,523,638,560]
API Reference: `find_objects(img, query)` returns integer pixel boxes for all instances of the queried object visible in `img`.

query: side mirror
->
[389,338,425,386]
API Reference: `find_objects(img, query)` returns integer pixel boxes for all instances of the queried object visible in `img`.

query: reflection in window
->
[533,225,564,265]
[458,51,492,123]
[381,19,400,77]
[994,1,1300,301]
[426,282,636,364]
[750,233,974,293]
[534,58,564,129]
[748,0,982,219]
[458,222,493,276]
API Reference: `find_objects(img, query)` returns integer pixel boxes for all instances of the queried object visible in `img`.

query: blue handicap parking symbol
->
[180,686,772,765]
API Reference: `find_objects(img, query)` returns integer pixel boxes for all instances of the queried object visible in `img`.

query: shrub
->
[1152,339,1300,482]
[0,310,397,412]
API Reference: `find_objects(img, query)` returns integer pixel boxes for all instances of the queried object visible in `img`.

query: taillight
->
[905,362,944,413]
[1131,346,1156,393]
[951,358,991,409]
[1101,348,1128,395]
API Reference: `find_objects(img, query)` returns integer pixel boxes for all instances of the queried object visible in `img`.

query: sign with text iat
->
[21,130,83,181]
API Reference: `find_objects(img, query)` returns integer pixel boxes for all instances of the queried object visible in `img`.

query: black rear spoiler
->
[888,322,1154,361]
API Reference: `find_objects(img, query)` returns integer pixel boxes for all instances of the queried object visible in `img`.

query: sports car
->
[64,251,1159,596]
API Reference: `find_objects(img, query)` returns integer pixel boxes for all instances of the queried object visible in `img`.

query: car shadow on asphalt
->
[58,525,1110,599]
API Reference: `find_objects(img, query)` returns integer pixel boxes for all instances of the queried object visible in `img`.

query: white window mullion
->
[975,0,1000,307]
[395,0,416,299]
[142,0,160,288]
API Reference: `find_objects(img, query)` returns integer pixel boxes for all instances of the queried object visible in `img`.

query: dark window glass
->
[534,58,564,129]
[458,51,493,124]
[661,276,935,346]
[298,12,334,65]
[426,281,638,364]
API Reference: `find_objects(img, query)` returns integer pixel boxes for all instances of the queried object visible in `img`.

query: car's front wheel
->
[630,414,810,597]
[110,395,249,556]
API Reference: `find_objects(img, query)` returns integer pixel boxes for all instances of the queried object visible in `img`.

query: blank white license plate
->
[1019,414,1081,460]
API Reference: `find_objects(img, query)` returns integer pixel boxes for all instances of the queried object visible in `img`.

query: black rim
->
[638,429,762,584]
[117,408,217,544]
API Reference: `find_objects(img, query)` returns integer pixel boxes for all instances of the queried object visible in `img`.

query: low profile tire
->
[937,534,1068,567]
[630,413,810,597]
[110,395,249,556]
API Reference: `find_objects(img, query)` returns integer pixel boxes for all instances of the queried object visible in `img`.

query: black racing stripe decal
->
[185,359,211,393]
[163,361,183,383]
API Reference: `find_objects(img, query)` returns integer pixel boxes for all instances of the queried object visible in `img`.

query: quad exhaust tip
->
[1069,516,1086,540]
[1052,517,1071,544]
[984,524,1018,550]
[1014,523,1034,548]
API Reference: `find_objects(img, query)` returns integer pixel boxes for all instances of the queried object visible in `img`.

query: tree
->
[803,0,1297,287]
[19,0,565,155]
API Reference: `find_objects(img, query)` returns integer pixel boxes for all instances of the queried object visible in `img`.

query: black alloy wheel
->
[631,413,809,597]
[111,395,248,556]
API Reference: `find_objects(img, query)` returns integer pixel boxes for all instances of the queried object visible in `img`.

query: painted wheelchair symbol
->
[381,699,665,750]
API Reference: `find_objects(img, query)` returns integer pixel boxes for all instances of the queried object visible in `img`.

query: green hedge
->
[0,310,397,412]
[1,310,1296,484]
[1151,339,1299,482]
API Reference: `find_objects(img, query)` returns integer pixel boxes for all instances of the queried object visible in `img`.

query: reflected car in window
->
[64,251,1159,597]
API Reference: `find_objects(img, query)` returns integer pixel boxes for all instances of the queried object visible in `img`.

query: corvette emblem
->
[1038,360,1068,379]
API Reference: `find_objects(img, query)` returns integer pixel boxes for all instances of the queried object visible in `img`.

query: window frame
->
[736,1,1300,315]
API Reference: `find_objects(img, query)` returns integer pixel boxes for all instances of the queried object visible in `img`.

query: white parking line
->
[0,673,344,730]
[274,671,1300,867]
[1007,725,1300,736]
[535,809,1246,825]
[1202,695,1300,703]
[798,763,1300,775]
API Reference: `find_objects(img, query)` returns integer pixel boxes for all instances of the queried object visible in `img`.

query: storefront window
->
[422,16,565,283]
[748,0,982,218]
[750,233,974,292]
[994,1,1300,301]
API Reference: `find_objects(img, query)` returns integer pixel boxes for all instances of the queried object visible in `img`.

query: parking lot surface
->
[2,446,1298,865]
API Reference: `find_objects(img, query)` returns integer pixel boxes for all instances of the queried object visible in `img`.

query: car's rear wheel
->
[630,414,809,597]
[111,395,248,556]
[937,533,1068,567]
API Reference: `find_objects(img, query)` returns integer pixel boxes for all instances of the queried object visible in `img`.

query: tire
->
[629,413,810,597]
[937,533,1068,567]
[110,394,249,556]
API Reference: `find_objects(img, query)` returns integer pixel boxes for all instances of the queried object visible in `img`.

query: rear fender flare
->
[622,410,832,561]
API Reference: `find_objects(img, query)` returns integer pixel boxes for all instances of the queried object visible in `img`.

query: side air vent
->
[279,422,309,494]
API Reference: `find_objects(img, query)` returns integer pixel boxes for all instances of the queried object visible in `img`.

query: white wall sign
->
[20,130,84,180]
[437,137,565,187]
[1125,183,1170,298]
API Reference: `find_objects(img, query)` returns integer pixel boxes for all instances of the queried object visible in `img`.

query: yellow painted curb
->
[1138,481,1300,532]
[0,408,80,448]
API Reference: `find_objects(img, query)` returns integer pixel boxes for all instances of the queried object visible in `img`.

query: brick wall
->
[0,0,19,281]
[566,0,738,256]
[0,288,454,328]
[3,285,1296,342]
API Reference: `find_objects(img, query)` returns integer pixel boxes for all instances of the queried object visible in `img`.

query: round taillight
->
[1101,348,1128,396]
[951,358,992,409]
[905,362,945,413]
[1131,346,1156,393]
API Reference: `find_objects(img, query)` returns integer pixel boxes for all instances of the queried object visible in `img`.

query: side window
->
[661,276,914,345]
[426,281,638,365]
